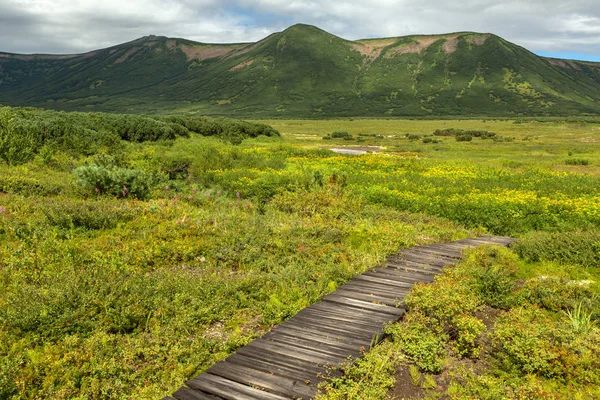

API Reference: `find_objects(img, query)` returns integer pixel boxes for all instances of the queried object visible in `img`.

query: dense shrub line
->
[0,106,279,165]
[513,231,600,267]
[433,128,497,139]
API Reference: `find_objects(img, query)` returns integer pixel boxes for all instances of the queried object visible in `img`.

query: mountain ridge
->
[1,24,599,117]
[3,25,596,64]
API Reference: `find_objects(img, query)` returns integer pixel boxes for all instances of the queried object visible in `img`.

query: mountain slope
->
[1,24,599,116]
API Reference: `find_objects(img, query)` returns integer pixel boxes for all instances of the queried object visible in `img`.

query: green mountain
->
[1,24,599,117]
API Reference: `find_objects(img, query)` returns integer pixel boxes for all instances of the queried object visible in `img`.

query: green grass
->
[1,112,599,398]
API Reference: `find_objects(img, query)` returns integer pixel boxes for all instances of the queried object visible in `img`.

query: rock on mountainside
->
[1,24,599,117]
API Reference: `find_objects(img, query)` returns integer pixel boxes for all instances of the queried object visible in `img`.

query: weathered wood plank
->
[295,306,389,331]
[207,361,317,399]
[323,295,405,317]
[246,338,345,365]
[173,387,221,400]
[226,353,321,384]
[307,301,395,325]
[271,320,370,346]
[297,305,391,327]
[407,247,463,259]
[280,318,375,342]
[187,373,290,400]
[372,267,436,282]
[387,257,443,268]
[235,345,336,377]
[381,262,440,275]
[418,243,466,254]
[290,313,382,337]
[334,283,408,301]
[352,274,414,289]
[263,332,363,359]
[363,270,434,285]
[326,288,403,307]
[397,253,451,267]
[264,328,363,353]
[339,279,412,294]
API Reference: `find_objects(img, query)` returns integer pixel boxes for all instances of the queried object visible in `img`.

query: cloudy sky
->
[1,0,599,61]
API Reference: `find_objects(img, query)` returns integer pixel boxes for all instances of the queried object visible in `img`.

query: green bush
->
[434,128,496,139]
[388,312,447,373]
[403,269,485,363]
[0,175,63,196]
[406,133,421,141]
[73,164,155,200]
[513,231,600,267]
[40,198,136,230]
[565,158,590,166]
[433,128,460,136]
[473,265,517,309]
[458,246,520,309]
[454,315,486,357]
[456,134,473,142]
[492,306,600,384]
[519,276,595,312]
[0,107,38,165]
[405,275,481,327]
[331,131,352,139]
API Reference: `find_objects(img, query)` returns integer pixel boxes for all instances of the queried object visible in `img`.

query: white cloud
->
[0,0,598,59]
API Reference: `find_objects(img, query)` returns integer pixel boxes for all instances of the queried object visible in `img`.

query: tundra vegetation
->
[0,106,598,399]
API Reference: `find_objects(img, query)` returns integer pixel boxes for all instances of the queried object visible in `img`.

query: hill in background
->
[1,24,599,117]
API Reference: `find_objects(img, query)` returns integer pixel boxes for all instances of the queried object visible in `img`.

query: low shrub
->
[565,158,590,166]
[454,315,486,357]
[388,312,447,373]
[402,264,485,364]
[492,306,600,384]
[459,246,520,309]
[434,129,496,139]
[73,164,155,200]
[40,198,136,230]
[519,276,595,312]
[513,231,600,267]
[434,128,461,137]
[473,265,517,308]
[0,107,38,165]
[0,175,63,196]
[456,134,473,142]
[405,273,481,327]
[331,131,352,139]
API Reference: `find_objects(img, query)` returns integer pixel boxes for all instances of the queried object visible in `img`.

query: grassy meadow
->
[0,108,599,399]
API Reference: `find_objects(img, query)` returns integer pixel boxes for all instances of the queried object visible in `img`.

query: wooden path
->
[165,235,514,400]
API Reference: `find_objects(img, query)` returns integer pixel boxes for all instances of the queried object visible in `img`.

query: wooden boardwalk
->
[165,235,514,400]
